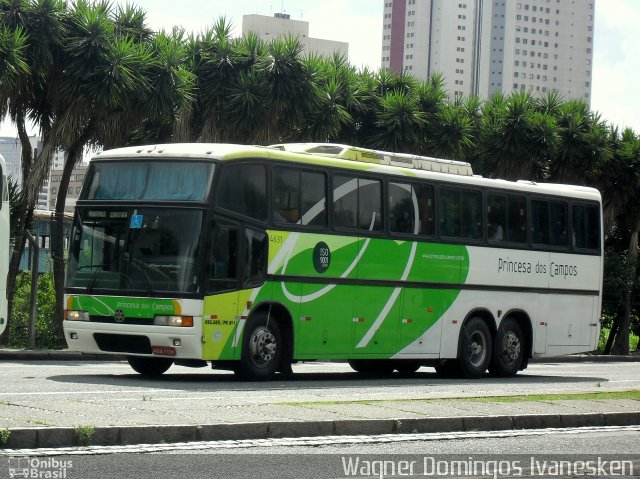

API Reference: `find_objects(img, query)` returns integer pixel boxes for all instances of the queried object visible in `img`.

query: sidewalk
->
[0,350,639,450]
[1,396,639,450]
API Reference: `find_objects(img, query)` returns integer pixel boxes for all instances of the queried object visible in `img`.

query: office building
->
[243,13,348,58]
[49,161,87,213]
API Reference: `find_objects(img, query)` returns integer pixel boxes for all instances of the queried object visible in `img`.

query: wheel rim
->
[501,331,521,365]
[248,326,277,367]
[467,330,487,368]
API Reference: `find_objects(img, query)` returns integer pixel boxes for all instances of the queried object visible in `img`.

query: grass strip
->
[277,389,640,407]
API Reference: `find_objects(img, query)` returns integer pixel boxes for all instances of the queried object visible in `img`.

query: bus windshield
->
[85,161,214,201]
[66,208,203,294]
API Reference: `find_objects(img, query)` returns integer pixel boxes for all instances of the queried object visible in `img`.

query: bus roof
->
[92,143,602,203]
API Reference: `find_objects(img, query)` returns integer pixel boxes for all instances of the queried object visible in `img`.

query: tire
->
[489,319,525,377]
[236,313,282,380]
[348,360,394,376]
[127,356,173,375]
[457,317,492,379]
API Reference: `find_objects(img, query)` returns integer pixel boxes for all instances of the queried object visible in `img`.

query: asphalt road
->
[0,359,638,431]
[5,427,639,479]
[2,359,639,404]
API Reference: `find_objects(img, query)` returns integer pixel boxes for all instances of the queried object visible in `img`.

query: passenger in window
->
[489,223,504,240]
[275,207,299,224]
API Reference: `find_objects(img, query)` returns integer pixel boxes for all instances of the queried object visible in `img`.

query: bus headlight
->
[65,310,90,321]
[154,315,193,327]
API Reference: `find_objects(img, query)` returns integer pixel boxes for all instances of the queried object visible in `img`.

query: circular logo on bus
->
[313,242,331,274]
[114,310,125,323]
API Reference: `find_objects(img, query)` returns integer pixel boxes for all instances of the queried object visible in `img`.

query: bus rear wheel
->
[127,356,173,375]
[457,317,491,379]
[489,319,524,377]
[236,313,282,381]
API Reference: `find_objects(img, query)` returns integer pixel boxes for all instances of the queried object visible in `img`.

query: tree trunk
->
[612,219,640,355]
[51,142,83,347]
[603,319,619,355]
[17,110,33,182]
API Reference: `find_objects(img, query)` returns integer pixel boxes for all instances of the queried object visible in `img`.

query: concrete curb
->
[0,350,638,362]
[2,411,639,450]
[0,350,124,361]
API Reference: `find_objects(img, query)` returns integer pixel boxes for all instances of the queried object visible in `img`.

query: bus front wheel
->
[236,313,282,381]
[489,319,524,377]
[457,317,492,379]
[127,356,173,375]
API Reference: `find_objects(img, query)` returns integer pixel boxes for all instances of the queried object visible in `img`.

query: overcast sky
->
[1,0,638,137]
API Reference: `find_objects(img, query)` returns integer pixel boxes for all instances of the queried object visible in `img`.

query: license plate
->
[152,346,176,356]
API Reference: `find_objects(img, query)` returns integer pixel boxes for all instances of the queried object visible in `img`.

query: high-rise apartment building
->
[0,136,38,187]
[0,137,85,212]
[381,0,595,102]
[243,13,348,58]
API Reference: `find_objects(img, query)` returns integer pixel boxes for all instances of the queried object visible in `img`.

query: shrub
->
[8,271,58,349]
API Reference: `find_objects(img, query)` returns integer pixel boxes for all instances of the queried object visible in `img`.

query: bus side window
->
[507,196,527,243]
[440,188,461,237]
[357,179,382,232]
[243,228,268,288]
[389,182,434,236]
[440,187,481,240]
[389,182,414,234]
[273,168,300,224]
[572,204,599,250]
[332,175,357,229]
[273,167,327,226]
[300,171,327,226]
[216,164,267,221]
[487,194,507,241]
[333,175,382,232]
[417,185,435,236]
[209,224,238,293]
[549,200,568,247]
[531,200,549,245]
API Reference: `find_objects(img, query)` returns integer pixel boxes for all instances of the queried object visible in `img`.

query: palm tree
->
[371,89,425,153]
[550,100,611,185]
[343,67,380,147]
[224,31,270,143]
[0,0,65,344]
[300,53,354,142]
[29,0,193,342]
[415,74,446,139]
[257,35,314,143]
[607,133,640,354]
[427,101,474,160]
[479,90,552,181]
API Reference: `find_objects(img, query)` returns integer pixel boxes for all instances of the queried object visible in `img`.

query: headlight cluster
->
[65,310,90,321]
[153,315,193,327]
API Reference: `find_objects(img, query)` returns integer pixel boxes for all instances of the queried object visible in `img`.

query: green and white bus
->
[0,154,9,336]
[63,143,602,379]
